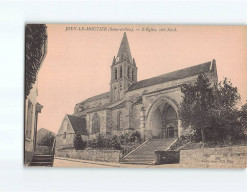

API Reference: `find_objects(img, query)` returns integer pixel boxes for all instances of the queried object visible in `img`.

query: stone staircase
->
[120,138,177,165]
[29,154,54,167]
[29,139,56,167]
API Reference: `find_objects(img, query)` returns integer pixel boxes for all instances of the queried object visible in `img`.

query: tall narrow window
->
[120,66,122,78]
[117,111,123,130]
[127,66,130,78]
[26,100,33,139]
[114,68,117,80]
[92,113,100,134]
[132,69,135,80]
[114,87,118,101]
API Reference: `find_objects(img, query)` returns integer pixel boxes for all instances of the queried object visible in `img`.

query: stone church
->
[56,32,218,149]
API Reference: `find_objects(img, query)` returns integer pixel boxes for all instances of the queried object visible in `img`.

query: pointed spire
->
[112,56,116,65]
[133,58,136,66]
[117,32,133,64]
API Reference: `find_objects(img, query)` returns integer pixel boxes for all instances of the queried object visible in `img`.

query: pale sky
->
[37,24,247,134]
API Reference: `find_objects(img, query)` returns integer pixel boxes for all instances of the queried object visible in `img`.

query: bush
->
[118,131,142,145]
[74,133,87,150]
[37,132,55,147]
[129,131,141,143]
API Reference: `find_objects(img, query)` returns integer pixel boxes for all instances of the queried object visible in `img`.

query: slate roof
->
[117,32,133,64]
[128,61,212,91]
[67,114,88,135]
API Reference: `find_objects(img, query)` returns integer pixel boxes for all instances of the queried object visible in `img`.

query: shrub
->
[129,131,141,143]
[74,133,87,150]
[37,132,55,147]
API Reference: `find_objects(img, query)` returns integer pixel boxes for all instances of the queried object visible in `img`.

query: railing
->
[51,138,56,167]
[121,140,146,158]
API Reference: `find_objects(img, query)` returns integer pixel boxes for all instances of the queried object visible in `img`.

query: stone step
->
[120,160,154,165]
[32,155,53,162]
[124,155,155,159]
[120,138,177,165]
[29,162,52,167]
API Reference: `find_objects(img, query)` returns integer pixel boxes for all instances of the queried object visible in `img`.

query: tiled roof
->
[67,114,88,135]
[128,61,212,91]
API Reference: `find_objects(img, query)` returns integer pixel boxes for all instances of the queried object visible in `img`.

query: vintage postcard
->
[24,24,247,168]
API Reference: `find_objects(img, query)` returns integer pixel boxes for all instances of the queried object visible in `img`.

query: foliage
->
[179,73,214,143]
[129,131,141,142]
[240,101,247,131]
[179,74,245,144]
[118,131,142,145]
[86,131,142,150]
[25,24,47,98]
[87,134,121,150]
[170,134,247,151]
[74,133,87,150]
[37,132,55,147]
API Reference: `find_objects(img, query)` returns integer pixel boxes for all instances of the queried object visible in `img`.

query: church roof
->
[117,32,133,64]
[67,114,88,135]
[87,100,126,113]
[79,91,110,104]
[128,61,212,91]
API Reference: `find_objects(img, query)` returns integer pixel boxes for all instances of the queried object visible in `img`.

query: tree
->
[240,101,247,132]
[25,24,47,98]
[179,74,244,144]
[37,132,55,147]
[209,78,242,141]
[179,73,214,143]
[74,133,87,150]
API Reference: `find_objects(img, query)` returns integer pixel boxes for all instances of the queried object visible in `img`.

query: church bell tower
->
[110,32,138,102]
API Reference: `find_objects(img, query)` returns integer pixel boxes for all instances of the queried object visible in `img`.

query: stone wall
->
[56,133,75,151]
[24,79,38,165]
[111,108,126,130]
[180,146,247,168]
[155,150,180,165]
[56,149,122,163]
[131,103,142,131]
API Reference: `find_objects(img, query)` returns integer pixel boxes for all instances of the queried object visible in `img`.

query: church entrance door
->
[151,102,178,139]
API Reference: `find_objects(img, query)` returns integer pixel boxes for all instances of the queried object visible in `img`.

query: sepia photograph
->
[24,24,247,168]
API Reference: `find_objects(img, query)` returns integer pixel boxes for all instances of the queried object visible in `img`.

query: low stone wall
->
[56,149,122,163]
[155,151,180,165]
[180,146,247,168]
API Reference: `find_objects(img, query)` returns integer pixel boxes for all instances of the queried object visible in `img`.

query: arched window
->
[114,68,117,80]
[127,66,130,78]
[117,111,123,130]
[120,66,122,78]
[132,69,135,80]
[92,113,100,134]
